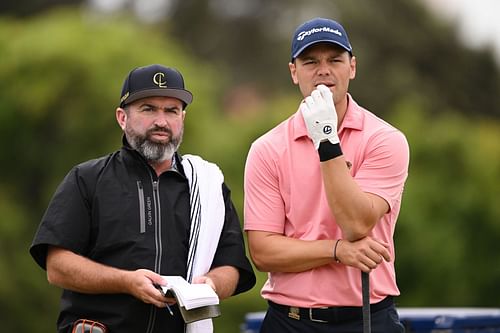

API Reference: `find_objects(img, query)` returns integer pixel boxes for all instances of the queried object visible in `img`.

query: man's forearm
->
[248,231,336,273]
[46,246,130,294]
[205,266,239,299]
[47,246,179,309]
[320,157,386,241]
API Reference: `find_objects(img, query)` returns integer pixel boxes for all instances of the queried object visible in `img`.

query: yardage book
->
[159,276,221,323]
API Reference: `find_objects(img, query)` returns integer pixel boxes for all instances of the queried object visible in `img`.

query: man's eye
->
[330,57,344,63]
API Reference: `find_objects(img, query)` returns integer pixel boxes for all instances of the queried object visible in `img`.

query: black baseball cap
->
[119,64,193,108]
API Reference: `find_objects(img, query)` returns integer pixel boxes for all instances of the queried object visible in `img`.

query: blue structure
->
[241,308,500,333]
[398,308,500,332]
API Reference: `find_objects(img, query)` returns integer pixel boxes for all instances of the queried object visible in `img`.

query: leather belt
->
[268,296,393,324]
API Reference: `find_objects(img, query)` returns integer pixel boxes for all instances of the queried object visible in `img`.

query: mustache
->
[146,125,173,136]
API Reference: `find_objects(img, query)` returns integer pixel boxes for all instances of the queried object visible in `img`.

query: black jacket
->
[30,142,256,333]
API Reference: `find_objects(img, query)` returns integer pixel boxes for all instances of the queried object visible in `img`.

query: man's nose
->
[153,113,170,127]
[317,62,331,75]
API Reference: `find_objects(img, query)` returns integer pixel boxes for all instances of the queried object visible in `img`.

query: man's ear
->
[349,56,357,80]
[289,62,299,85]
[116,107,127,130]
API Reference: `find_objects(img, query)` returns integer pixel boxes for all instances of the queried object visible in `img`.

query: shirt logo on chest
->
[146,196,153,226]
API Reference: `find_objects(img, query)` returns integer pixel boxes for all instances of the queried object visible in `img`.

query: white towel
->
[181,154,225,333]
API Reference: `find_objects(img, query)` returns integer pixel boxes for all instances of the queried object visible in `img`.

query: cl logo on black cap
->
[153,72,167,88]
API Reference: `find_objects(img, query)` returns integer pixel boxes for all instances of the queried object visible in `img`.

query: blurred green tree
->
[2,0,500,119]
[390,98,500,306]
[0,0,84,17]
[168,0,500,119]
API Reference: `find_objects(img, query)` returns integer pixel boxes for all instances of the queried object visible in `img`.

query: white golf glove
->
[300,84,339,149]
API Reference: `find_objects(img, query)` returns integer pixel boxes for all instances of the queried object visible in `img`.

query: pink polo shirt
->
[244,94,409,307]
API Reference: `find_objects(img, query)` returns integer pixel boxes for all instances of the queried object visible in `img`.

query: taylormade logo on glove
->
[301,84,340,149]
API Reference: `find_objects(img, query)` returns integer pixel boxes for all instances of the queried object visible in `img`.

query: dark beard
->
[125,125,183,164]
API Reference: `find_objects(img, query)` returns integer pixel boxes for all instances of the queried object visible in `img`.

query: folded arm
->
[248,230,390,273]
[248,230,336,272]
[320,156,389,241]
[301,85,390,241]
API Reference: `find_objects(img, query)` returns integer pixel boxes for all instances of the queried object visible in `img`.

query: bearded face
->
[125,123,184,164]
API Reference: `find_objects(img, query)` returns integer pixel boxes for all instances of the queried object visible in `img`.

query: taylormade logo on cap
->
[297,27,343,41]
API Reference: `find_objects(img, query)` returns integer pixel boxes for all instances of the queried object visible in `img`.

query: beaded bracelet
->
[333,239,342,263]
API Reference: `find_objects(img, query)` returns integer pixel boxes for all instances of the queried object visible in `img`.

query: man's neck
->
[150,156,175,176]
[336,94,350,125]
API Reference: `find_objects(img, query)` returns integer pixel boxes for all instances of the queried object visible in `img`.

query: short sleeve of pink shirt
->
[243,94,410,307]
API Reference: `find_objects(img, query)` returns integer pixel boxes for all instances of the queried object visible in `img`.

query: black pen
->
[154,283,174,316]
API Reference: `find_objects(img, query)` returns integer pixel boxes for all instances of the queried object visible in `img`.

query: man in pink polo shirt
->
[244,17,409,333]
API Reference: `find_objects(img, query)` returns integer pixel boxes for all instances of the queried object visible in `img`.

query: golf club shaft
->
[362,271,371,333]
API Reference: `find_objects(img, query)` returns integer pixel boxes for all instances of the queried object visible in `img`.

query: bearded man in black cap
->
[30,64,256,333]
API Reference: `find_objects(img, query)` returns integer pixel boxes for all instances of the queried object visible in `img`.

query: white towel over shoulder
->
[181,154,225,333]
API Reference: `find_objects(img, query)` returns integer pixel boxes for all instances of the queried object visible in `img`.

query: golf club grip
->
[361,271,371,333]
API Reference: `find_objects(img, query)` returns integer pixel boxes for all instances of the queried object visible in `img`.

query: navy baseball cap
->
[291,17,352,61]
[119,64,193,108]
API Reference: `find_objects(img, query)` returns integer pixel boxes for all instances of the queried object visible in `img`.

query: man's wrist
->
[318,141,343,161]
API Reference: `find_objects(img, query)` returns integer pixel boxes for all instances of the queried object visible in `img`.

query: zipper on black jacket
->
[136,181,146,234]
[146,177,163,333]
[152,179,163,274]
